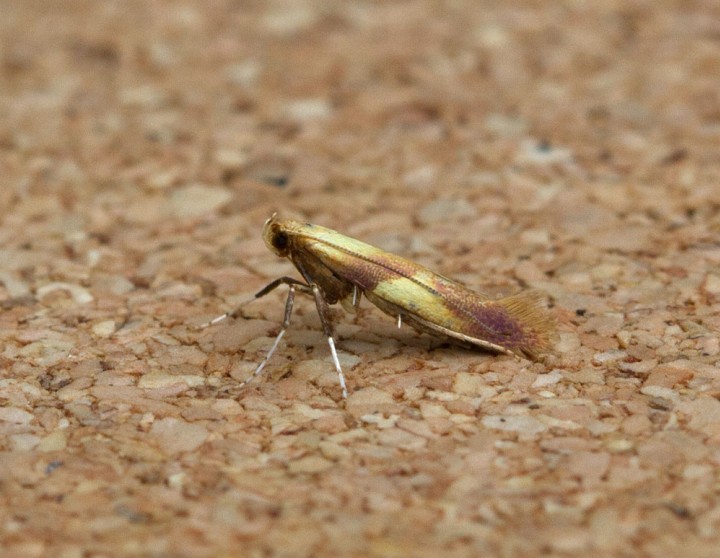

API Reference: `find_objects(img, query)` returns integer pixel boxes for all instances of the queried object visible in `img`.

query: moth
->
[208,214,556,399]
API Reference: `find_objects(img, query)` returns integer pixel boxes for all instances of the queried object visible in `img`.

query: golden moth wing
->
[278,219,555,359]
[363,290,515,356]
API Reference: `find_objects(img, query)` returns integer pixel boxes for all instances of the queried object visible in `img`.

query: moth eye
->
[273,231,289,251]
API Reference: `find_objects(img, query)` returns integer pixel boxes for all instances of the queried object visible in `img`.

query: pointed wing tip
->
[495,289,558,360]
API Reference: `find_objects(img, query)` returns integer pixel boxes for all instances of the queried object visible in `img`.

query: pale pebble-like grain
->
[37,431,67,452]
[9,434,40,451]
[482,414,547,434]
[36,282,94,304]
[318,441,351,461]
[138,371,205,389]
[91,320,116,337]
[678,398,720,435]
[605,439,634,453]
[149,418,209,454]
[0,407,34,424]
[703,273,720,295]
[376,428,427,450]
[617,359,658,375]
[284,98,332,122]
[639,385,680,403]
[287,455,333,474]
[591,350,627,365]
[556,332,581,353]
[170,184,232,218]
[419,402,450,419]
[452,372,495,397]
[18,339,74,367]
[211,398,243,416]
[360,414,398,429]
[532,370,563,388]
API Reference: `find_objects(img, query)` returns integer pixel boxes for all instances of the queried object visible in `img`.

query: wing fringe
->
[493,290,558,359]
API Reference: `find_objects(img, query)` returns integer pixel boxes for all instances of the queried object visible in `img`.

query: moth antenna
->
[196,294,256,329]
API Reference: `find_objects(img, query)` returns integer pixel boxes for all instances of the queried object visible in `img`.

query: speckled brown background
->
[2,2,720,557]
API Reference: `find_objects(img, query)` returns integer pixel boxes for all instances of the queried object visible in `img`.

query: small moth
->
[210,214,556,398]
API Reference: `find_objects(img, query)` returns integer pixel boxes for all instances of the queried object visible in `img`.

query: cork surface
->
[2,2,720,557]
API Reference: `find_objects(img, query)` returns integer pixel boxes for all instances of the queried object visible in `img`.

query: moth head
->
[262,213,291,257]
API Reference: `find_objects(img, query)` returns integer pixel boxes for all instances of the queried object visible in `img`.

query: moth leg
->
[397,313,402,329]
[199,276,309,328]
[311,284,348,399]
[237,282,307,391]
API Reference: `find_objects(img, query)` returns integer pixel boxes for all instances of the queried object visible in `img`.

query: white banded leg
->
[236,282,312,391]
[311,284,348,399]
[200,276,349,398]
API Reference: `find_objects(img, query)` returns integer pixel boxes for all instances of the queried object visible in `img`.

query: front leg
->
[236,281,310,391]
